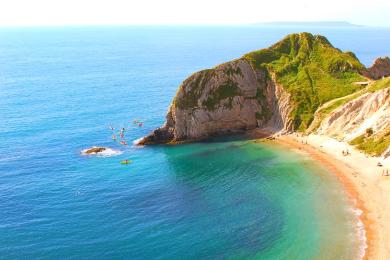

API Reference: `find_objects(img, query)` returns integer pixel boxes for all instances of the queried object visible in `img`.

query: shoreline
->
[270,133,390,260]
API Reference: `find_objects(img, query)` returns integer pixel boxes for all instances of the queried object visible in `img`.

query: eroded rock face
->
[317,87,390,142]
[364,57,390,80]
[138,59,293,145]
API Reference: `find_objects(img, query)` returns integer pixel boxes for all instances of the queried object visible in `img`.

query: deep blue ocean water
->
[1,25,389,259]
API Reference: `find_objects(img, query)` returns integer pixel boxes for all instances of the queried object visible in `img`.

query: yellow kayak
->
[120,160,132,165]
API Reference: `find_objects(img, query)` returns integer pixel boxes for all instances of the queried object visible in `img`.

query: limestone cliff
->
[316,84,390,157]
[139,32,385,145]
[139,59,293,144]
[317,87,390,141]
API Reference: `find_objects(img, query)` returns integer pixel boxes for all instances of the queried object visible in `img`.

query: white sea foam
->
[132,137,145,147]
[350,207,368,260]
[96,148,123,157]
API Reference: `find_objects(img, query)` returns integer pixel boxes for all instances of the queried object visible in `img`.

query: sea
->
[1,25,389,259]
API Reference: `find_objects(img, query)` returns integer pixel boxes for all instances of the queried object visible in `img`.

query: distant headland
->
[253,21,363,27]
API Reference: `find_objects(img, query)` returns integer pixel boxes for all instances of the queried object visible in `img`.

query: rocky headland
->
[138,32,389,157]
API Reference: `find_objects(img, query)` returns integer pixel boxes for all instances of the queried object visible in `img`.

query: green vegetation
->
[245,88,266,102]
[349,129,390,156]
[174,69,215,109]
[366,128,374,136]
[202,79,241,111]
[367,77,390,92]
[225,65,243,77]
[255,106,271,121]
[174,64,244,110]
[174,33,387,132]
[244,32,366,130]
[245,88,271,121]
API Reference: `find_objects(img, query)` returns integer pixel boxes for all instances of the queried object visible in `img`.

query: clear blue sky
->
[0,0,389,27]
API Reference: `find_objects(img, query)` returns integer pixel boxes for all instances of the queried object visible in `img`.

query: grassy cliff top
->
[244,32,366,130]
[174,33,367,131]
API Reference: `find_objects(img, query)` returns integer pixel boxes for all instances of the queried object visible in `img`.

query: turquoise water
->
[1,26,389,258]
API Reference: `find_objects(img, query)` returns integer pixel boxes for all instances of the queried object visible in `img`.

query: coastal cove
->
[273,134,390,259]
[1,26,390,258]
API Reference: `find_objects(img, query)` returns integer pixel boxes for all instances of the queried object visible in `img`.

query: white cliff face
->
[317,87,390,143]
[167,59,294,141]
[262,75,294,133]
[139,59,293,144]
[171,59,261,140]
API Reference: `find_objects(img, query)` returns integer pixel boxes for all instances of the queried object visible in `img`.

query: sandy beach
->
[272,134,390,260]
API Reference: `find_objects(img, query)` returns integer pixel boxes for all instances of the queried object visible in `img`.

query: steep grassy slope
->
[321,77,390,114]
[308,76,390,133]
[244,33,366,130]
[350,128,390,157]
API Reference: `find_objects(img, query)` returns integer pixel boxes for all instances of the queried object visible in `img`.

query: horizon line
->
[0,21,388,29]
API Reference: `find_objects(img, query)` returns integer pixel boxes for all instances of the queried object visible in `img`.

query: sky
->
[0,0,389,27]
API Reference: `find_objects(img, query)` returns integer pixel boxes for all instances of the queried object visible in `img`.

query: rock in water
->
[81,146,123,157]
[81,146,107,155]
